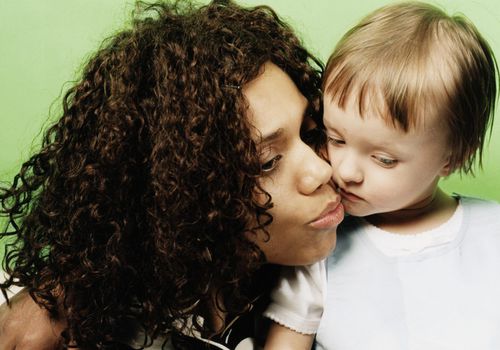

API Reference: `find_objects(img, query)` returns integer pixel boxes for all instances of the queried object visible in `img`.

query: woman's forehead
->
[243,62,307,140]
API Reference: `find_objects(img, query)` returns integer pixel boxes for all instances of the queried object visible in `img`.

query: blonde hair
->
[323,1,498,174]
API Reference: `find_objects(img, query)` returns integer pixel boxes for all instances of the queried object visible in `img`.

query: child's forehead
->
[323,87,444,135]
[324,99,448,156]
[324,86,395,125]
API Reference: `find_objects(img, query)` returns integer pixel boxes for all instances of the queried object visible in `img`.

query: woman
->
[0,0,343,348]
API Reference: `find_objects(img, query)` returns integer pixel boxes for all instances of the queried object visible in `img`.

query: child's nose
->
[336,156,363,184]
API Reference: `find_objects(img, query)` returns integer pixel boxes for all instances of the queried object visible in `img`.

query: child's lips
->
[339,188,363,202]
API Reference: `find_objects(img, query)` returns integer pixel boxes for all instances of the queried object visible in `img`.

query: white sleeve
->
[263,260,326,334]
[0,270,23,306]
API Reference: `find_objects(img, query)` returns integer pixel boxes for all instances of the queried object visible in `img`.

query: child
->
[264,2,500,349]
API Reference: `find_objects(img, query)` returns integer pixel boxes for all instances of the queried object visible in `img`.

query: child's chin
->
[341,202,369,217]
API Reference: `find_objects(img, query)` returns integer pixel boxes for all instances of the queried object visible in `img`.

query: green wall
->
[1,0,499,203]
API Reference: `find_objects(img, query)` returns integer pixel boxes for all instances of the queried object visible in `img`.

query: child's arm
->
[263,262,326,349]
[264,322,314,350]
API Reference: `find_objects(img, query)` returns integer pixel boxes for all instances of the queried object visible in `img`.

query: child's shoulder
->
[457,194,500,208]
[456,194,500,220]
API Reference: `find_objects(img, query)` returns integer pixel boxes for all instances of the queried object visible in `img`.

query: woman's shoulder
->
[169,308,267,350]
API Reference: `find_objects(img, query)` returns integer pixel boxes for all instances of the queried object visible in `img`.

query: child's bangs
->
[324,41,456,133]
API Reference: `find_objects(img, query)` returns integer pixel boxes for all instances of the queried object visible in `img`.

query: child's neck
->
[366,188,458,234]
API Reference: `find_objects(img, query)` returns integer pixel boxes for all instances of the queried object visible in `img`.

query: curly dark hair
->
[0,0,323,348]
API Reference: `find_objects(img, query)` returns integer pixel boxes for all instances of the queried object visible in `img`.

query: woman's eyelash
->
[261,154,283,172]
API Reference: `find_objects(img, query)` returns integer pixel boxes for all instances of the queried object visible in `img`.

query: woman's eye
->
[261,155,283,172]
[373,155,398,167]
[327,136,345,145]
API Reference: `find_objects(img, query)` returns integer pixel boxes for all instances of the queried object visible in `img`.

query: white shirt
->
[266,196,500,349]
[316,196,500,350]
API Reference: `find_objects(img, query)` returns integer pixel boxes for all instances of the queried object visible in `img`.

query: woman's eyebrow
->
[259,128,284,145]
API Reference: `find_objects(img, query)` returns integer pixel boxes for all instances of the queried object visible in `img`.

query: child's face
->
[323,91,451,218]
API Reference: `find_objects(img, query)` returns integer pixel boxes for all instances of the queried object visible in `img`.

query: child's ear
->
[439,155,452,177]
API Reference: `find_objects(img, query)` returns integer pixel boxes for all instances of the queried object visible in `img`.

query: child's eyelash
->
[372,155,398,167]
[327,136,345,145]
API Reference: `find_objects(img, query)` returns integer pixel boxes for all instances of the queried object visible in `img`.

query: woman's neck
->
[208,290,227,334]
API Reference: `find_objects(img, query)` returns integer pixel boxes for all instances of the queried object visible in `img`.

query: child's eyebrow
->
[323,120,340,133]
[322,115,335,130]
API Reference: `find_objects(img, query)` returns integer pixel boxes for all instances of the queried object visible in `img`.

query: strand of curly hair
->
[0,0,324,348]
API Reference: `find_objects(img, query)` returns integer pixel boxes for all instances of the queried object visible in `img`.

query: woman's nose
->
[298,145,333,195]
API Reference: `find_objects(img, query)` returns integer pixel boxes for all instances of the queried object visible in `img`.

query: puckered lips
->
[309,199,344,230]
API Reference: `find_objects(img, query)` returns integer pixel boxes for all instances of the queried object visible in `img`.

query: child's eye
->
[327,136,345,145]
[261,155,283,173]
[372,155,398,167]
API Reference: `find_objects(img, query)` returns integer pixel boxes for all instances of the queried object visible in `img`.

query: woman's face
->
[244,62,344,266]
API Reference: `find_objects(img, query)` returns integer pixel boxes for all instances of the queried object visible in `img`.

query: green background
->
[0,0,499,214]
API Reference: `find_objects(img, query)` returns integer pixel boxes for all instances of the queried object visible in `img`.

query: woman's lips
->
[309,201,345,230]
